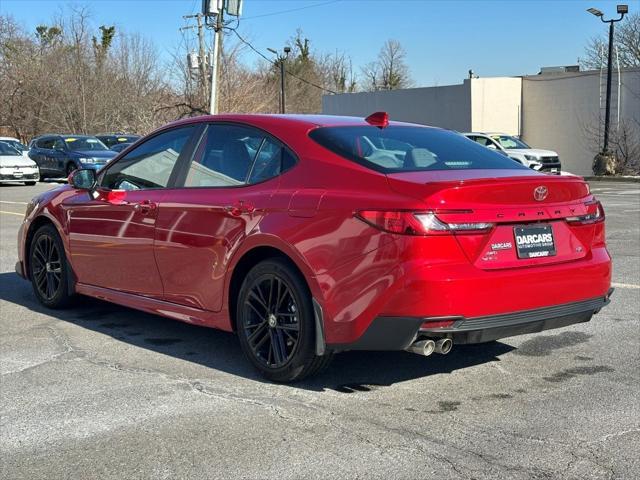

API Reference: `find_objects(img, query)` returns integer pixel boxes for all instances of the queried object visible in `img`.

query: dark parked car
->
[109,142,132,153]
[95,134,140,150]
[28,134,117,178]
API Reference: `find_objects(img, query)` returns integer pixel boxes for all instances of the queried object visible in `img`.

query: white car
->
[0,141,40,185]
[0,136,30,158]
[463,132,561,174]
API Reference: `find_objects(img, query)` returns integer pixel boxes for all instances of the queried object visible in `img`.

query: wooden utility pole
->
[210,8,223,114]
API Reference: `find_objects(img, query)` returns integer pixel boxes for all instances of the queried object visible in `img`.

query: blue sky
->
[1,0,632,86]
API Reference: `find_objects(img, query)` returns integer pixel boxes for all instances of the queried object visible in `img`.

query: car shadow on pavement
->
[0,271,514,391]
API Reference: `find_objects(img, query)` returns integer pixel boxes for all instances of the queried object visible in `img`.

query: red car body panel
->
[16,114,612,350]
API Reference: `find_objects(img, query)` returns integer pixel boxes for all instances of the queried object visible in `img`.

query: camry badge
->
[534,186,548,201]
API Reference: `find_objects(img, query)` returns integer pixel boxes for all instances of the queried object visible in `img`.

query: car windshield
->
[64,136,109,151]
[492,135,530,149]
[0,141,22,156]
[3,140,27,151]
[309,126,527,172]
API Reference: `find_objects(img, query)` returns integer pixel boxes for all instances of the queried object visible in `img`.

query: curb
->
[583,176,640,183]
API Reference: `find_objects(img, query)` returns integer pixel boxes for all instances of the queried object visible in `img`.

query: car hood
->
[73,150,117,159]
[504,148,558,157]
[0,155,37,167]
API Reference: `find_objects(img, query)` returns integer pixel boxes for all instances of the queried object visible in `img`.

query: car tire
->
[236,258,332,382]
[66,163,77,176]
[29,224,74,309]
[25,181,36,186]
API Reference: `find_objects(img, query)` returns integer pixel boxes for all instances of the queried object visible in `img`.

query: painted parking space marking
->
[0,200,28,205]
[612,282,640,290]
[0,210,23,217]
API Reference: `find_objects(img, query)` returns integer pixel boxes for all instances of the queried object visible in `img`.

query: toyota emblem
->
[534,186,548,201]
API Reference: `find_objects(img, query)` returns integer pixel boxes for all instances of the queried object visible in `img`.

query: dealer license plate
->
[514,225,556,259]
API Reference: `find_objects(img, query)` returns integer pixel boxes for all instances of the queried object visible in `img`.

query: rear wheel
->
[236,259,332,382]
[29,224,74,309]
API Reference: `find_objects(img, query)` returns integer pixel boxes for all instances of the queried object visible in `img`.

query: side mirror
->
[69,169,97,190]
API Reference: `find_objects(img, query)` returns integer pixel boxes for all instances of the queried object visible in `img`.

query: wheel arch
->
[226,238,323,332]
[24,214,75,293]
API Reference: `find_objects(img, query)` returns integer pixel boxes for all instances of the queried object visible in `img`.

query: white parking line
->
[0,210,24,217]
[0,200,28,205]
[612,282,640,290]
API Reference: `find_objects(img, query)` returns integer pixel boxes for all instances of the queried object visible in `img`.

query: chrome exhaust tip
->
[407,339,436,356]
[434,338,453,355]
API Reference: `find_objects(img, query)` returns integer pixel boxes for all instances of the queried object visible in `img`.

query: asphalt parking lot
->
[1,180,638,479]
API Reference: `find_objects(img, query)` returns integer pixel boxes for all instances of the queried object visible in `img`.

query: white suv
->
[463,132,561,174]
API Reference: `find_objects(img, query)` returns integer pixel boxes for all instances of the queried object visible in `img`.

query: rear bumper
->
[329,289,613,351]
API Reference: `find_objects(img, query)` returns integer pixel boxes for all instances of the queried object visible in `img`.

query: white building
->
[322,68,640,176]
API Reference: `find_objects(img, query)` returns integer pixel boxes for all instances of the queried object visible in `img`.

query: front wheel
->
[236,259,332,382]
[29,224,74,308]
[66,163,77,176]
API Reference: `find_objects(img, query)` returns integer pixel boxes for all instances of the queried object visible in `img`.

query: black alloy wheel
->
[29,224,73,308]
[243,272,301,368]
[237,259,333,382]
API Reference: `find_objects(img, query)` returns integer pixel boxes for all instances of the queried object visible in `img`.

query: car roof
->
[462,132,492,136]
[164,113,433,130]
[96,133,139,137]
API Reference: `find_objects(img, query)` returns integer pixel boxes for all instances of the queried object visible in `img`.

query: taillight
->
[356,210,494,235]
[566,200,605,225]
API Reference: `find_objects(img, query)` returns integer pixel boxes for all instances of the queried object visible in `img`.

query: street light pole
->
[280,58,286,114]
[268,46,291,114]
[587,5,628,154]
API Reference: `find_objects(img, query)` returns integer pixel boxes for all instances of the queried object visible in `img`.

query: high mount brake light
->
[566,200,605,225]
[356,210,494,235]
[364,111,389,128]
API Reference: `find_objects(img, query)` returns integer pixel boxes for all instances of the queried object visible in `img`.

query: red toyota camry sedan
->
[16,113,612,382]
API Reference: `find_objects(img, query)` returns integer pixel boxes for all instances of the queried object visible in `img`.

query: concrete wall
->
[322,82,472,132]
[322,68,640,176]
[522,69,640,176]
[470,77,522,135]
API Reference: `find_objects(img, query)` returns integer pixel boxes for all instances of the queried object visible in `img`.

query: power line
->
[230,29,337,95]
[240,0,341,21]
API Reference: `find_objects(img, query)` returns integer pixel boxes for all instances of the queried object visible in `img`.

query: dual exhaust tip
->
[407,338,453,357]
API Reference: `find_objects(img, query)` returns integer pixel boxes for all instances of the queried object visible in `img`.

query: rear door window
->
[182,124,296,188]
[37,137,55,149]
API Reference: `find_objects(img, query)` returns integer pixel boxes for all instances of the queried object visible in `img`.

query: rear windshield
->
[309,126,527,172]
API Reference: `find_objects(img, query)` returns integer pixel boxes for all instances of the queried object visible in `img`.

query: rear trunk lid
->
[386,170,597,269]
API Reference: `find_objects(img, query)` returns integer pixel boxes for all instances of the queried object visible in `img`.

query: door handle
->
[224,201,255,217]
[133,200,157,215]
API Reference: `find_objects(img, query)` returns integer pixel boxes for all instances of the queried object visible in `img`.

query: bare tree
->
[379,39,412,90]
[361,39,412,91]
[581,12,640,69]
[0,8,172,140]
[581,113,640,175]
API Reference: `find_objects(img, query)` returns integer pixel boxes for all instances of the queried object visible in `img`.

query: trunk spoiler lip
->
[386,173,586,187]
